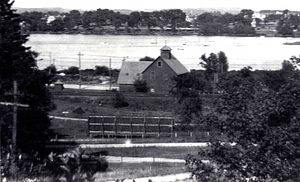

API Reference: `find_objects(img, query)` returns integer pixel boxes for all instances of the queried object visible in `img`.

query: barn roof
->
[117,61,152,85]
[142,54,189,75]
[161,54,189,75]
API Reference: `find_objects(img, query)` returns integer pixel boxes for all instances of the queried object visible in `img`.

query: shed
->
[54,80,64,91]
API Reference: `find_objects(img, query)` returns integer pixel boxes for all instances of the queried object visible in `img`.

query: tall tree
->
[0,0,55,173]
[200,53,220,81]
[218,51,229,73]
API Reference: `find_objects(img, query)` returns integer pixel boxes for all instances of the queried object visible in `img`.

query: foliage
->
[171,72,207,128]
[0,0,55,176]
[263,60,294,92]
[186,63,300,181]
[133,79,149,93]
[46,148,108,182]
[193,9,256,36]
[60,66,80,75]
[139,56,155,62]
[200,52,229,81]
[43,65,57,83]
[111,91,129,108]
[94,66,109,76]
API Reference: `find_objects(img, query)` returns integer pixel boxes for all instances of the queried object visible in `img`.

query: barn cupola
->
[160,45,172,59]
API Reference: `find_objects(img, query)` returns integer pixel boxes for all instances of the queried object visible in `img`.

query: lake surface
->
[26,34,300,71]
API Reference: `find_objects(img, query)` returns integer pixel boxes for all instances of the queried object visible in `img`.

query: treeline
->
[20,9,189,34]
[19,8,300,36]
[45,65,120,83]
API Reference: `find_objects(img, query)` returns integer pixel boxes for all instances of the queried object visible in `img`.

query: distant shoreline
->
[27,31,300,38]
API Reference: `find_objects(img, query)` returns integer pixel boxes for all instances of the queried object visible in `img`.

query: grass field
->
[47,92,213,180]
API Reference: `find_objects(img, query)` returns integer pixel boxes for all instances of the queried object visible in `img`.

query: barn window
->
[164,72,168,80]
[157,61,162,67]
[150,71,155,79]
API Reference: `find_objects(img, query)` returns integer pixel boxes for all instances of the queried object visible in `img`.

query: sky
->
[12,0,300,11]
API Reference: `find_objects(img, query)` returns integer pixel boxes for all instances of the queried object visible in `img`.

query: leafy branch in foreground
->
[186,65,300,182]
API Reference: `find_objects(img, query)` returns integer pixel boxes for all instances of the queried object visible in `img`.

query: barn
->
[117,45,189,93]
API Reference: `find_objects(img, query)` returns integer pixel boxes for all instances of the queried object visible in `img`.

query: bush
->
[111,91,129,108]
[46,148,108,182]
[133,79,149,93]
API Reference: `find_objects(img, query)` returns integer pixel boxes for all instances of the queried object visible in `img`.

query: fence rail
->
[88,116,174,138]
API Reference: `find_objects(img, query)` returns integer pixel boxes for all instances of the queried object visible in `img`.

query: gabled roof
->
[117,61,152,85]
[142,54,189,75]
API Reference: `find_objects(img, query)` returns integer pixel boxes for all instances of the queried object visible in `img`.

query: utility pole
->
[49,52,52,75]
[109,58,112,90]
[0,81,29,173]
[78,52,84,89]
[12,81,17,152]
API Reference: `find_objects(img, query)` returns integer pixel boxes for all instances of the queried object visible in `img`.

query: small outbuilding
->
[54,80,64,91]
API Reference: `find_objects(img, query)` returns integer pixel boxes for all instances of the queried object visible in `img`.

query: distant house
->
[117,61,152,92]
[142,45,189,93]
[117,45,189,93]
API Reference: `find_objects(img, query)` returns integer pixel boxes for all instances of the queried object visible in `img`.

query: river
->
[26,34,300,71]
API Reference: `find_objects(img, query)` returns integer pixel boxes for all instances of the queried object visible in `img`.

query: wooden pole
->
[109,58,112,90]
[78,52,84,89]
[12,81,17,154]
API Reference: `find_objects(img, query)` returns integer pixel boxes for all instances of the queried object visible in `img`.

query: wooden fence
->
[88,116,174,138]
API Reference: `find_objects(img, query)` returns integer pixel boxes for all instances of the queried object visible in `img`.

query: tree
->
[133,79,149,93]
[128,11,141,28]
[67,66,79,75]
[69,10,82,25]
[49,18,65,32]
[164,9,186,32]
[171,71,207,128]
[139,56,155,61]
[94,66,109,76]
[186,64,300,181]
[200,53,220,81]
[218,51,229,73]
[0,0,55,176]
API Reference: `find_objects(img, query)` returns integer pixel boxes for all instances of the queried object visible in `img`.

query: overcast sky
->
[13,0,300,11]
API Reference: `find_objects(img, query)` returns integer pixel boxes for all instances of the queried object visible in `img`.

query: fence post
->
[130,117,133,138]
[158,117,160,138]
[87,116,90,137]
[102,116,104,138]
[171,118,174,138]
[143,117,146,138]
[114,116,117,138]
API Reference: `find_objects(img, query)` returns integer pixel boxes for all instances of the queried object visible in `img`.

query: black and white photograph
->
[1,0,300,181]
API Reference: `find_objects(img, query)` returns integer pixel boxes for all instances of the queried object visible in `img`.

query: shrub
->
[46,148,108,182]
[133,79,149,93]
[111,91,129,108]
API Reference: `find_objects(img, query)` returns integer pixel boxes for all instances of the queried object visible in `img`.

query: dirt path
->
[79,142,208,148]
[115,173,195,182]
[105,156,186,163]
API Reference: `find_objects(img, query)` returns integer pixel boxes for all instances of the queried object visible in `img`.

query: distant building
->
[46,15,56,24]
[117,46,189,93]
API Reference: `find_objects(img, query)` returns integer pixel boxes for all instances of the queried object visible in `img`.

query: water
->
[26,34,300,71]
